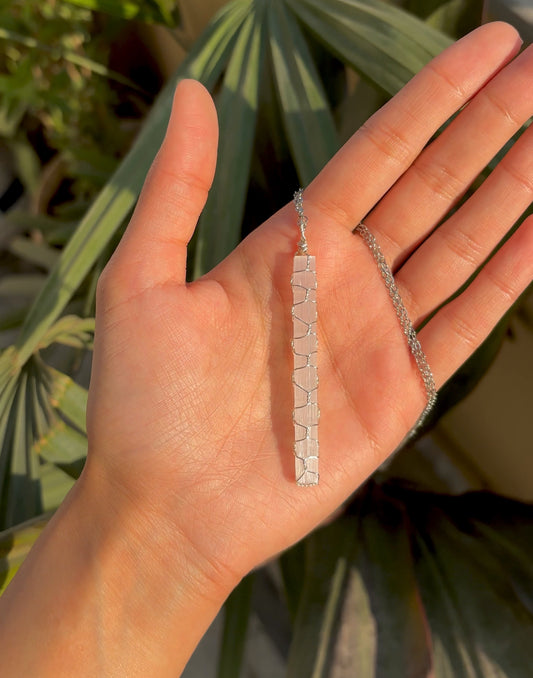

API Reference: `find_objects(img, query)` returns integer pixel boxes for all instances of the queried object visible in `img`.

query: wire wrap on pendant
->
[292,189,319,486]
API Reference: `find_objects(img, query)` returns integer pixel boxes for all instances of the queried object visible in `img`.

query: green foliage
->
[0,0,143,233]
[0,514,49,593]
[407,0,484,37]
[63,0,180,25]
[217,574,255,678]
[0,348,87,527]
[283,482,533,677]
[0,1,117,150]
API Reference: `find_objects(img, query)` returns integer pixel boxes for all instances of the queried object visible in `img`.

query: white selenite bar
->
[292,255,319,486]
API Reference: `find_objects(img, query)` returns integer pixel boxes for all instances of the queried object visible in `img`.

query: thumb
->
[111,78,219,289]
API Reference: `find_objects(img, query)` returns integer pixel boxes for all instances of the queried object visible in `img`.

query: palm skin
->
[85,22,533,592]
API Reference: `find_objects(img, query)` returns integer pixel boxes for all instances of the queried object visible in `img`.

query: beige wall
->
[436,290,533,500]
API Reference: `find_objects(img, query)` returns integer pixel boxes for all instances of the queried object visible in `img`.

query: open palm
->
[86,23,533,588]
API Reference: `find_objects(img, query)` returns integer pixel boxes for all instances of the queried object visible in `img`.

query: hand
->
[87,22,533,590]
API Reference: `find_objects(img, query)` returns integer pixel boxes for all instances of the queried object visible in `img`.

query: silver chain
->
[354,222,437,434]
[294,188,308,255]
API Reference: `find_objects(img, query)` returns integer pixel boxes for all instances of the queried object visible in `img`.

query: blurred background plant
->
[0,1,531,676]
[0,0,151,217]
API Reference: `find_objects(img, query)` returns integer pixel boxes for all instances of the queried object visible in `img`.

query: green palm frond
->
[284,483,533,678]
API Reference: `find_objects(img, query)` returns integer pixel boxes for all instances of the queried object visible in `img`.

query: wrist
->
[0,457,237,677]
[71,458,238,674]
[79,452,242,596]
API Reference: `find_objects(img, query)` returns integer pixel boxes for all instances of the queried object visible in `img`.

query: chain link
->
[294,188,308,255]
[354,222,437,435]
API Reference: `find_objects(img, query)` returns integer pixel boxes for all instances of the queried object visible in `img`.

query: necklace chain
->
[294,188,308,255]
[354,222,437,433]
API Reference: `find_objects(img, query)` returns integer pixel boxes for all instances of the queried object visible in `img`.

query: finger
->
[419,215,533,389]
[367,43,533,266]
[304,22,521,235]
[396,124,533,325]
[111,79,218,290]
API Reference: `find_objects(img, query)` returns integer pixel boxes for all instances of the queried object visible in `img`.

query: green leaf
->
[9,140,41,195]
[419,523,533,675]
[65,146,119,185]
[288,0,451,96]
[2,367,43,527]
[289,485,430,678]
[48,368,88,435]
[404,0,452,19]
[403,490,533,677]
[38,315,95,351]
[0,307,28,338]
[39,461,76,512]
[193,0,267,277]
[8,236,60,272]
[0,99,26,138]
[474,520,533,617]
[333,550,377,677]
[0,514,49,595]
[5,211,77,239]
[354,487,431,677]
[435,491,533,619]
[182,1,252,84]
[34,418,87,472]
[0,27,145,94]
[0,275,46,299]
[217,573,254,678]
[286,518,354,678]
[279,540,307,623]
[289,484,533,677]
[0,353,21,498]
[268,0,338,185]
[0,353,85,527]
[12,0,250,366]
[413,530,484,676]
[61,0,181,26]
[425,0,483,37]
